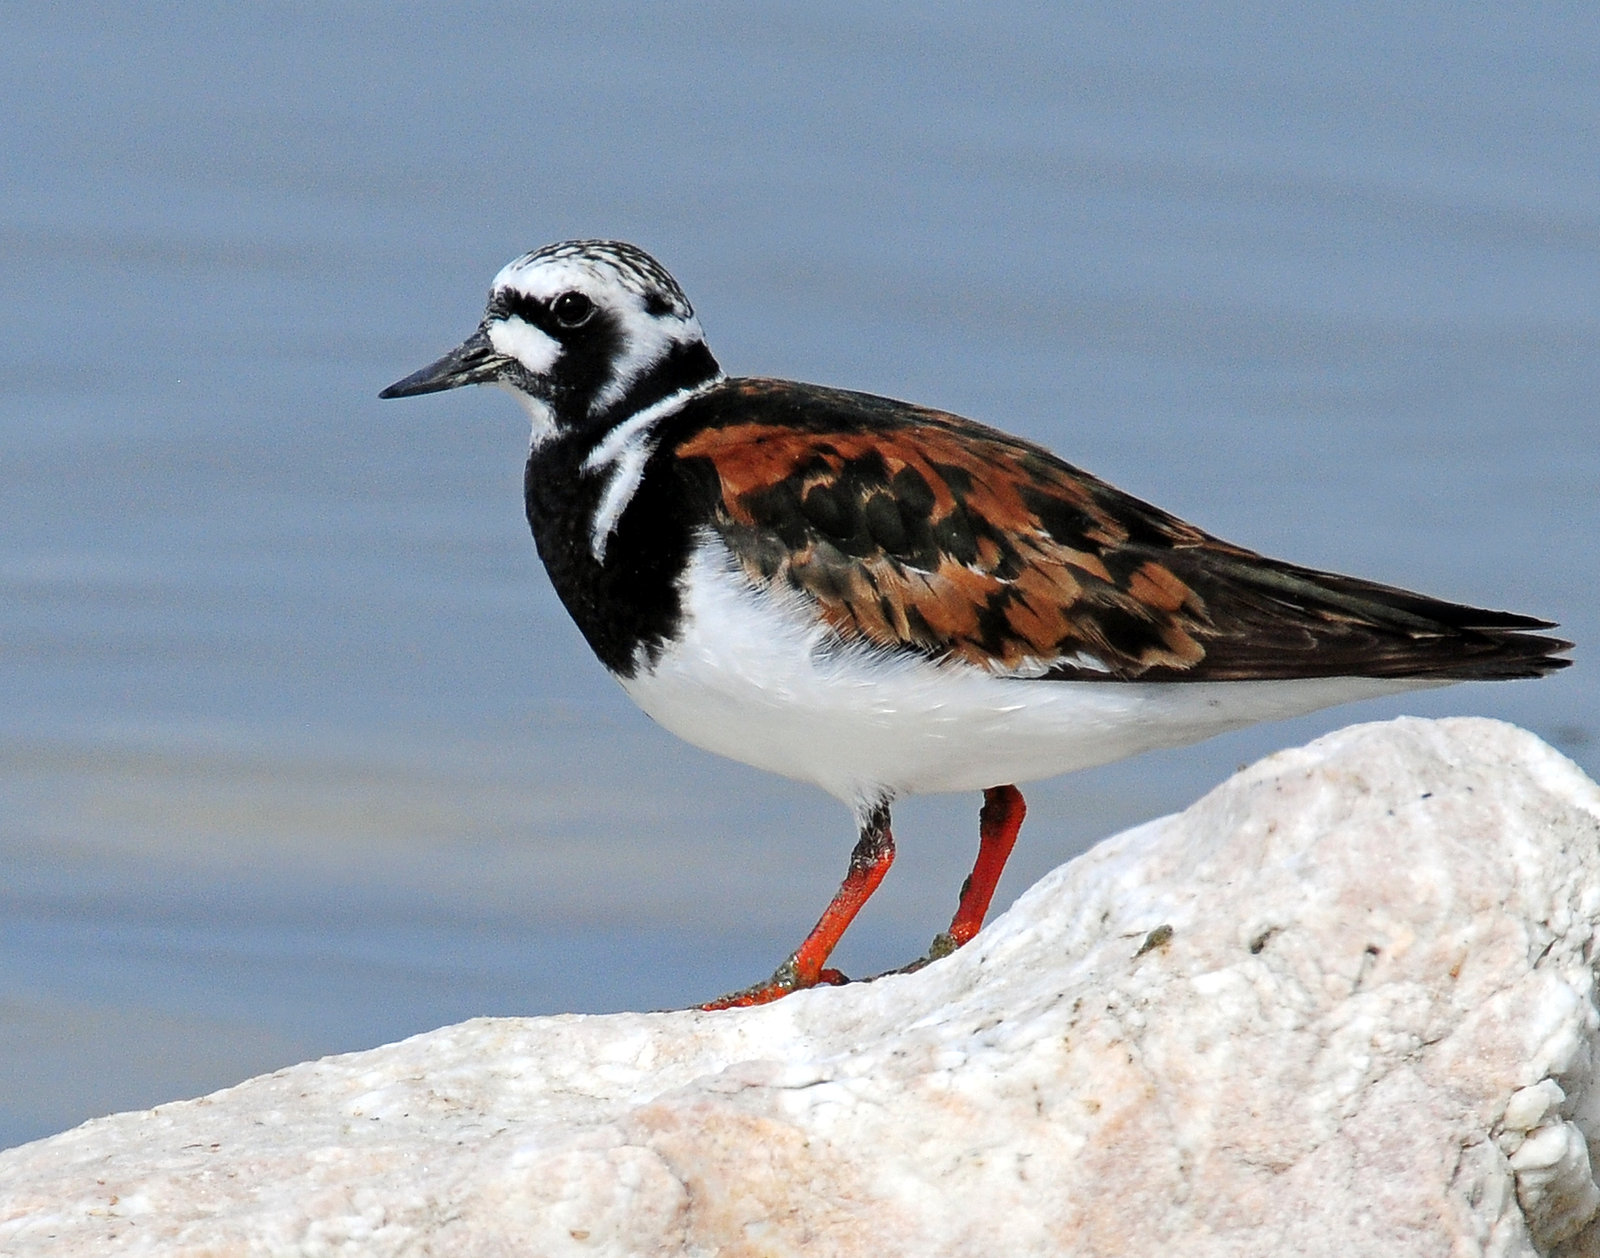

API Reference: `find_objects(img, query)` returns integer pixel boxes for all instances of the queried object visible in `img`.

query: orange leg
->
[935,784,1026,953]
[702,803,895,1010]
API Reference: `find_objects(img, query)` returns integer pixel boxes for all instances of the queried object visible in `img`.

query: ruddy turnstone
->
[381,239,1571,1008]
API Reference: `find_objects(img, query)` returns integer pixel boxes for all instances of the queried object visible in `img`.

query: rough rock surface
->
[2,717,1599,1257]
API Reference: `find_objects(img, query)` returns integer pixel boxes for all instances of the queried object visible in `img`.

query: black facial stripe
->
[486,288,623,421]
[491,288,547,329]
[545,308,625,422]
[502,359,546,396]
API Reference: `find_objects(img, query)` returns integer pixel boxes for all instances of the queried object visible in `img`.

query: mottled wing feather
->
[670,379,1570,682]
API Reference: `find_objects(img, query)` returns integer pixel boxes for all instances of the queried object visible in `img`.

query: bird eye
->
[551,291,594,328]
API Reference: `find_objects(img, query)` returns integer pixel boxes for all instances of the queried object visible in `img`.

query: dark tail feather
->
[1184,554,1574,682]
[1413,631,1572,681]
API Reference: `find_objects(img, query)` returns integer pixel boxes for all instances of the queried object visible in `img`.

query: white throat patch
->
[497,382,558,449]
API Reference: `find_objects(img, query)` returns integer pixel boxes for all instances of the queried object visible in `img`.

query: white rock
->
[1504,1081,1566,1135]
[2,717,1599,1257]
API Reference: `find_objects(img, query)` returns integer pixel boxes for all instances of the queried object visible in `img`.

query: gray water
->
[2,3,1596,1149]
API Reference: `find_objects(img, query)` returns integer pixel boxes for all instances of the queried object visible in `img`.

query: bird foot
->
[698,925,988,1009]
[698,957,851,1010]
[700,930,982,1008]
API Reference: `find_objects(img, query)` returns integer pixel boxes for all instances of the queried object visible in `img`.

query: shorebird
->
[381,239,1570,1007]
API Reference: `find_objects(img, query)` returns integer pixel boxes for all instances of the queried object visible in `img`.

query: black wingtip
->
[1455,609,1560,632]
[1382,621,1573,682]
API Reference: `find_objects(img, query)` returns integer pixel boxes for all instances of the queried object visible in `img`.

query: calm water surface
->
[2,3,1596,1147]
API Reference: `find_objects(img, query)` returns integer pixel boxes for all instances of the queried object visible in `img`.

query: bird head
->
[380,239,720,444]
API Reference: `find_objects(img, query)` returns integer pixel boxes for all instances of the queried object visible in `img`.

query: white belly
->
[619,541,1443,809]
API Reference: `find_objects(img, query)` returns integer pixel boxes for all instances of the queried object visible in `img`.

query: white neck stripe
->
[582,376,724,563]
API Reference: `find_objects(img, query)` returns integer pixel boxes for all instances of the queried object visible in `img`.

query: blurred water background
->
[2,3,1595,1148]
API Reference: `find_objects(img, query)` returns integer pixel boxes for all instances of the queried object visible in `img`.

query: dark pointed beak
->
[379,328,508,399]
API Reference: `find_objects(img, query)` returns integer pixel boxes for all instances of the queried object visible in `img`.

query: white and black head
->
[380,240,721,443]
